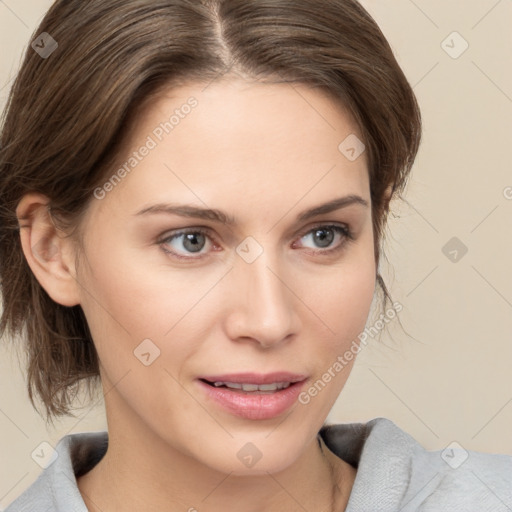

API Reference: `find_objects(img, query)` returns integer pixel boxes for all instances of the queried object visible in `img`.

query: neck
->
[77,423,355,512]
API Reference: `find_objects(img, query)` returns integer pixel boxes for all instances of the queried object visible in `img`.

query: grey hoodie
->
[4,417,512,511]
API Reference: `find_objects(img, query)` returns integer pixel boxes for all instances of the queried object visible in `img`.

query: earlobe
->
[16,193,81,307]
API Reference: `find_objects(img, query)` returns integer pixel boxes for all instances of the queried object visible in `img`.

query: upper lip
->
[199,372,308,385]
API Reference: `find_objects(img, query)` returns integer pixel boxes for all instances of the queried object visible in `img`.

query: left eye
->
[159,224,352,260]
[295,225,351,253]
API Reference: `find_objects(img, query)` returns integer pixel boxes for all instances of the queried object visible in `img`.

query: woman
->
[1,1,510,511]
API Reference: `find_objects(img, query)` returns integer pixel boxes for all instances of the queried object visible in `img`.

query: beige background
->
[1,0,511,508]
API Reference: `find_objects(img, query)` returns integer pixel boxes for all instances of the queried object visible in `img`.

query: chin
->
[199,435,308,477]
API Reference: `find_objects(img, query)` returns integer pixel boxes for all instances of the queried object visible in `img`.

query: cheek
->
[76,234,182,338]
[310,273,375,373]
[76,249,198,416]
[76,234,221,383]
[298,248,376,344]
[337,259,376,330]
[295,256,376,414]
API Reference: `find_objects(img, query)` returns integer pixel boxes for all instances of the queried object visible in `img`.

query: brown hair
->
[0,0,421,424]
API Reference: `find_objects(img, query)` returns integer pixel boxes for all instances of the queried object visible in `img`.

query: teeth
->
[212,381,292,391]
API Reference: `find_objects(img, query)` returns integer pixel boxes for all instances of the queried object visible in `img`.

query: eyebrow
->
[134,194,369,225]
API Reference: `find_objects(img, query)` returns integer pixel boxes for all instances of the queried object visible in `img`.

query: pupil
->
[314,228,334,248]
[184,233,205,253]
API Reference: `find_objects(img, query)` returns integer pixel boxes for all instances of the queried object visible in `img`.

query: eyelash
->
[157,223,354,261]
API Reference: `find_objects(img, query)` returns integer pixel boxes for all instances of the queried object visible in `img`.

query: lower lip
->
[197,379,308,420]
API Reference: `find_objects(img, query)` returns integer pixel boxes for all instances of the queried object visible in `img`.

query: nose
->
[224,250,300,349]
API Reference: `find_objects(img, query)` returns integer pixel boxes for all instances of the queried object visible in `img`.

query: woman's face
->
[75,78,376,475]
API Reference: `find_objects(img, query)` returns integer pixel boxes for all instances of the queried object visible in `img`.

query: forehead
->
[90,79,370,222]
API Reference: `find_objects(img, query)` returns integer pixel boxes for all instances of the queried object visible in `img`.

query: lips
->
[197,374,308,420]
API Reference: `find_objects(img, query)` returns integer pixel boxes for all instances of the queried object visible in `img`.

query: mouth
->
[199,378,299,394]
[196,374,309,420]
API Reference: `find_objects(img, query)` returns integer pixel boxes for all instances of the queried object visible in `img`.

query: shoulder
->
[320,417,512,511]
[4,430,108,512]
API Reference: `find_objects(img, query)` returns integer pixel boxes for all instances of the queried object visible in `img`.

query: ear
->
[16,193,81,307]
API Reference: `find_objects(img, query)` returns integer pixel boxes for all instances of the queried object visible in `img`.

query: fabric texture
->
[4,417,512,511]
